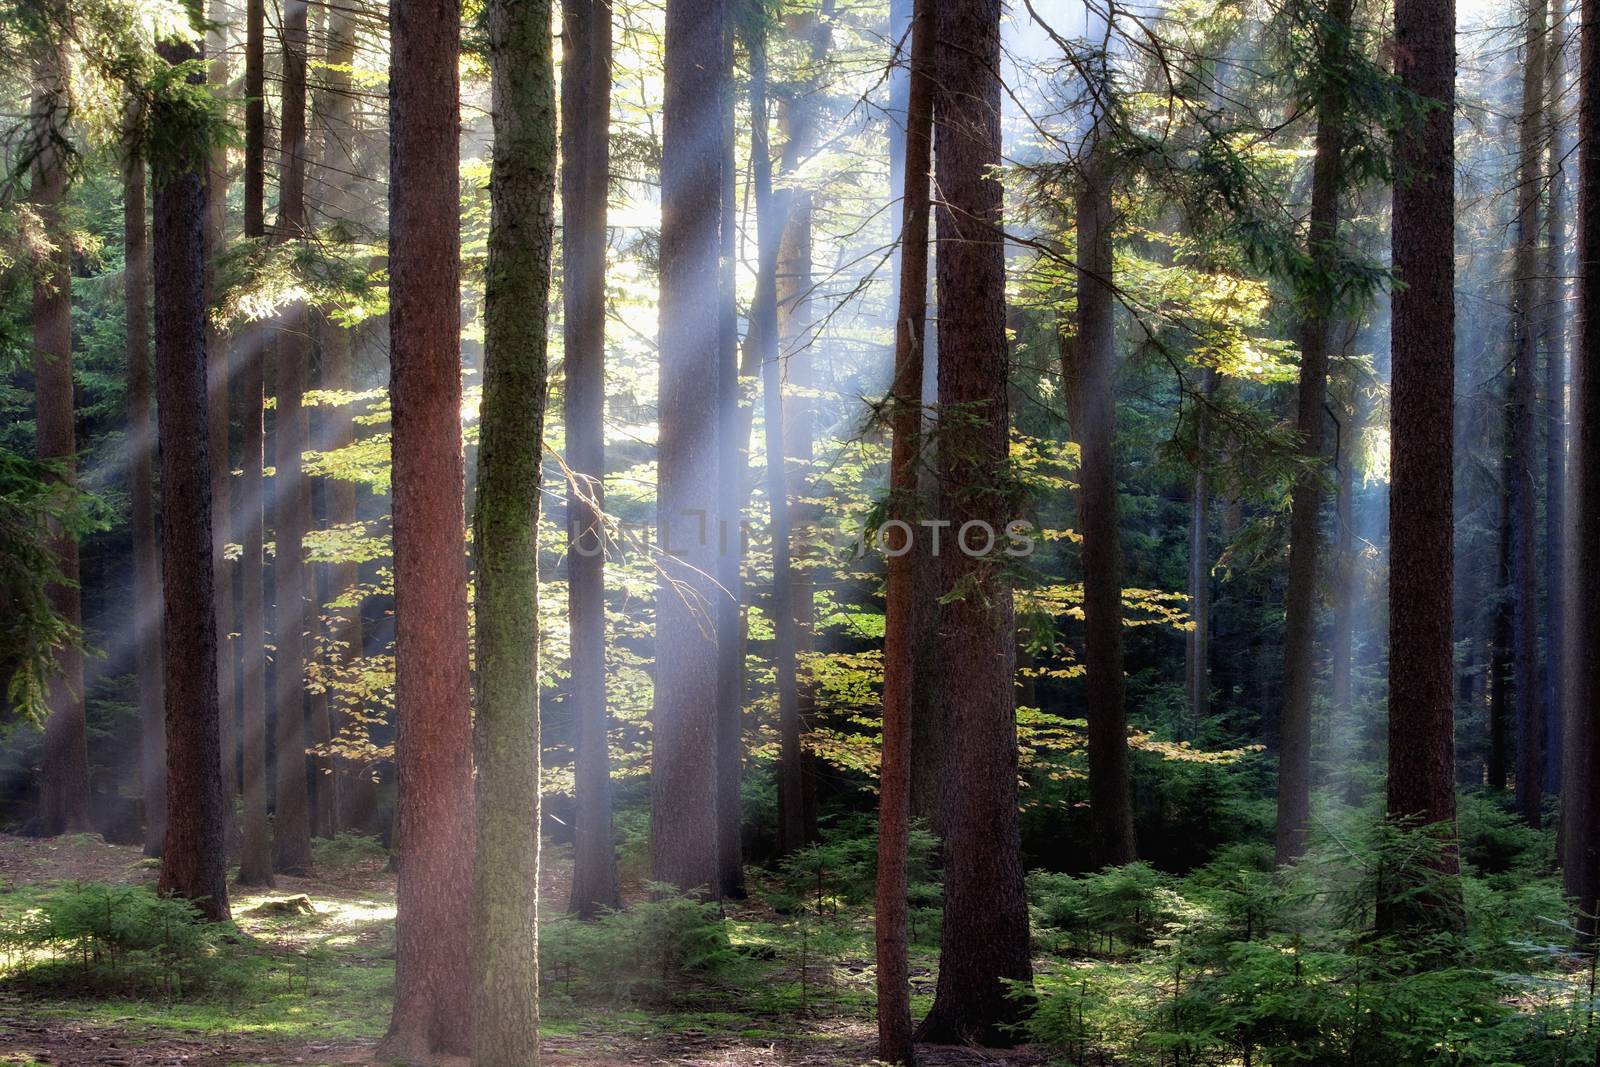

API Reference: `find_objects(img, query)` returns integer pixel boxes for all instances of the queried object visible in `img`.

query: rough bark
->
[1511,0,1549,827]
[270,0,313,875]
[915,0,1032,1042]
[126,137,166,858]
[650,0,726,898]
[381,0,475,1051]
[1545,0,1569,799]
[32,30,91,837]
[152,37,230,924]
[236,0,274,888]
[1383,0,1462,932]
[1276,0,1353,865]
[1075,133,1137,871]
[875,0,932,1060]
[471,0,555,1056]
[563,0,622,921]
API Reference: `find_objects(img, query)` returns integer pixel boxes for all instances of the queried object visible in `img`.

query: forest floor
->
[0,834,1052,1067]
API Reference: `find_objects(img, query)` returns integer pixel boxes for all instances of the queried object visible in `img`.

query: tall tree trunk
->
[32,28,91,837]
[1512,0,1550,827]
[382,0,475,1051]
[205,9,237,853]
[915,0,1032,1042]
[126,128,166,858]
[1383,0,1462,932]
[1490,419,1512,792]
[1545,0,1570,799]
[471,0,555,1056]
[152,36,230,924]
[1571,0,1600,941]
[271,0,313,875]
[1075,131,1137,870]
[650,0,727,897]
[236,0,274,887]
[1187,368,1215,723]
[875,0,932,1059]
[1276,0,1354,865]
[563,0,621,920]
[1329,377,1360,752]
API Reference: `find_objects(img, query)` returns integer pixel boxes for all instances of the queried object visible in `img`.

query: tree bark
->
[271,0,313,875]
[1383,0,1462,932]
[1276,0,1353,865]
[126,132,166,858]
[1490,432,1512,793]
[1511,0,1549,827]
[915,0,1032,1042]
[650,0,727,897]
[875,0,932,1060]
[32,29,91,838]
[1187,369,1215,724]
[1545,0,1570,799]
[236,0,274,888]
[382,0,475,1051]
[563,0,622,920]
[152,36,230,924]
[471,0,555,1056]
[1075,131,1137,871]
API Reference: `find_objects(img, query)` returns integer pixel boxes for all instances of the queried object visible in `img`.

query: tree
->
[650,0,726,897]
[875,0,932,1059]
[1383,0,1461,931]
[1276,0,1356,866]
[151,35,230,924]
[270,0,313,876]
[1572,0,1600,940]
[471,0,555,1054]
[382,0,475,1049]
[916,0,1032,1042]
[1187,369,1216,722]
[32,21,91,838]
[564,0,621,920]
[1074,106,1137,872]
[125,111,165,858]
[1544,0,1570,799]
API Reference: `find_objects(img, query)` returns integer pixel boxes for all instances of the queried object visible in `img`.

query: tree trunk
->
[1383,0,1462,932]
[1075,131,1137,871]
[382,0,475,1051]
[1490,421,1512,793]
[1511,0,1549,827]
[1545,0,1569,798]
[126,133,166,858]
[471,0,555,1056]
[1187,369,1215,723]
[915,0,1032,1042]
[1276,0,1353,865]
[271,0,313,875]
[563,0,621,919]
[236,0,274,888]
[32,30,91,837]
[1572,0,1600,941]
[875,0,932,1059]
[152,36,230,924]
[205,9,237,854]
[650,0,727,897]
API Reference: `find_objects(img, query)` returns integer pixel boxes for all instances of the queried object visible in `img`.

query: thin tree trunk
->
[875,0,932,1059]
[32,28,91,837]
[236,0,274,888]
[563,0,621,920]
[1383,0,1462,932]
[271,0,313,875]
[1075,129,1137,871]
[471,0,555,1055]
[1545,0,1570,799]
[1276,0,1354,865]
[1512,0,1550,827]
[916,0,1032,1042]
[1491,424,1512,793]
[152,36,230,924]
[126,130,166,858]
[1187,368,1215,723]
[650,0,727,897]
[381,0,475,1051]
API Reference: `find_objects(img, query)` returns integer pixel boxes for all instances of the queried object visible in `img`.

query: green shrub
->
[0,883,255,998]
[310,832,389,873]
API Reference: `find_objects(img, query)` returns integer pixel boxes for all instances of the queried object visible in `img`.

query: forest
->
[0,0,1596,1062]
